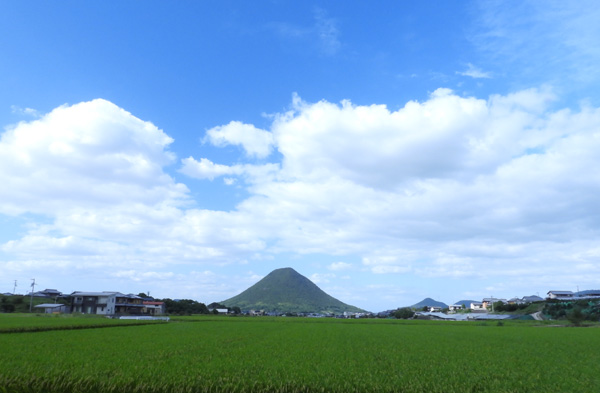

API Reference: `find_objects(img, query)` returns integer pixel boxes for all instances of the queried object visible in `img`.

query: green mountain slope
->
[222,267,366,314]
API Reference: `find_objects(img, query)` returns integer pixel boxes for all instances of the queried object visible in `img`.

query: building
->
[546,291,574,300]
[143,301,166,315]
[70,292,144,315]
[33,303,69,314]
[481,298,506,309]
[28,289,63,298]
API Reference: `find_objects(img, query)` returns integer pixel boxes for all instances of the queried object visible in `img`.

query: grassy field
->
[0,315,598,392]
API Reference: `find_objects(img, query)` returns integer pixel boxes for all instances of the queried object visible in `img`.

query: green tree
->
[567,307,585,326]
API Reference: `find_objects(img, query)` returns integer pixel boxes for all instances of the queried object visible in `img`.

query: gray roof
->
[34,304,66,308]
[70,291,121,296]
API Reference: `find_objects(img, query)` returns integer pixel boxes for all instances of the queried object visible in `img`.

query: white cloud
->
[205,121,274,159]
[268,8,341,56]
[3,91,600,308]
[472,1,600,85]
[314,8,341,55]
[11,105,41,118]
[362,256,411,275]
[310,272,335,284]
[226,89,600,281]
[457,63,491,79]
[327,262,352,271]
[179,157,279,182]
[179,157,245,180]
[0,99,187,216]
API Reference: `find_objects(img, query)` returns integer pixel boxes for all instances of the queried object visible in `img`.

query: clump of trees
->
[393,307,415,319]
[544,299,600,325]
[159,298,210,315]
[492,301,530,312]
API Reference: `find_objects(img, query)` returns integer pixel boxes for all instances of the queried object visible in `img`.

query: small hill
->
[221,267,366,314]
[411,298,448,309]
[452,300,478,308]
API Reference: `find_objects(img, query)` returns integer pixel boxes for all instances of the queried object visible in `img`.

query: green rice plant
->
[0,318,598,392]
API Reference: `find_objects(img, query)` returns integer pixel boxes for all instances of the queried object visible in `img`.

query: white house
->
[547,291,574,300]
[70,292,145,315]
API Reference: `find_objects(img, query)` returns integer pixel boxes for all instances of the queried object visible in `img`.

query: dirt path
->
[531,311,544,321]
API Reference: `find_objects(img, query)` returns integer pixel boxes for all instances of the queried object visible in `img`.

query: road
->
[531,311,544,321]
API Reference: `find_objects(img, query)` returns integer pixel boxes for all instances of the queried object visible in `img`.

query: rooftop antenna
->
[29,278,35,312]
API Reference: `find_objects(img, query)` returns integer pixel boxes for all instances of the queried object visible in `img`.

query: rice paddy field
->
[1,314,598,392]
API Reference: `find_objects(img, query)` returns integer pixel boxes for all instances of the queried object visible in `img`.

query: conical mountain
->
[222,267,366,314]
[411,298,448,309]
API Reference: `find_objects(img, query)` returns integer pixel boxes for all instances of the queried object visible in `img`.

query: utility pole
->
[29,278,35,312]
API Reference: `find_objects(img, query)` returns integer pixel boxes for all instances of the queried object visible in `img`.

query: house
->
[27,289,63,298]
[470,302,485,312]
[114,293,145,314]
[70,292,145,315]
[481,298,506,309]
[547,291,574,300]
[71,291,118,314]
[143,301,166,315]
[37,289,63,298]
[449,304,465,311]
[428,306,443,312]
[33,303,69,314]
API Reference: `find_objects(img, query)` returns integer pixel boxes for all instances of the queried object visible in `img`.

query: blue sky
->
[2,1,600,311]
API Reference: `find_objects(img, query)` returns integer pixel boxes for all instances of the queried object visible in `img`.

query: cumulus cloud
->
[214,89,600,278]
[205,121,274,159]
[3,90,600,305]
[0,99,188,216]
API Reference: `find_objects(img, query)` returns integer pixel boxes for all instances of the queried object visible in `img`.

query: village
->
[3,287,599,320]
